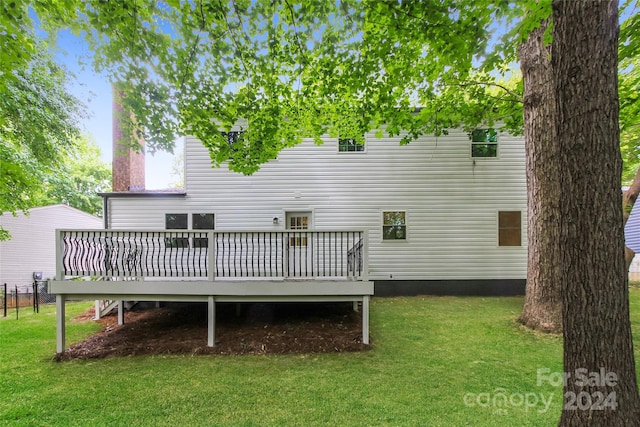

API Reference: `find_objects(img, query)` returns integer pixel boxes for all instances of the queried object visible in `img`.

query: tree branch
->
[446,81,523,101]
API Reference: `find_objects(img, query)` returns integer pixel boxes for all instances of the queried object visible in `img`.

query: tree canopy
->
[5,1,635,177]
[8,1,528,174]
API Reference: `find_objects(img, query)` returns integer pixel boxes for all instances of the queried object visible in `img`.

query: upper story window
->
[222,130,245,146]
[383,211,407,240]
[471,128,498,158]
[498,211,521,246]
[338,138,365,152]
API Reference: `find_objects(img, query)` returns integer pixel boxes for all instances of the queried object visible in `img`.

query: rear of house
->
[103,127,527,296]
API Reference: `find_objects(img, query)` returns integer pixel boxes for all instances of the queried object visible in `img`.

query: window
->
[287,213,309,246]
[471,128,498,158]
[498,211,521,246]
[222,130,245,146]
[383,211,406,240]
[165,213,189,248]
[192,213,215,248]
[338,138,365,152]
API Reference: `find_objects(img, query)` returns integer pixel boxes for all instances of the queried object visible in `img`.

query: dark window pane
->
[165,237,189,248]
[472,143,498,157]
[193,213,214,230]
[193,238,209,248]
[222,131,245,146]
[499,229,521,246]
[383,226,406,240]
[165,214,187,229]
[471,128,498,142]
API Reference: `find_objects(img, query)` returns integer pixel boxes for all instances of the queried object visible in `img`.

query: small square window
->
[498,211,521,246]
[383,211,406,240]
[339,138,365,152]
[471,128,498,158]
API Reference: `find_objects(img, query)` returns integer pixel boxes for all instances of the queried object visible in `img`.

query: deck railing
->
[56,230,367,281]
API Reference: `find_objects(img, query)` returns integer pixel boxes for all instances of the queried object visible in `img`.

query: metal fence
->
[1,282,55,318]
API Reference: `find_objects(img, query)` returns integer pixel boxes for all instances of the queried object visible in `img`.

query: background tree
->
[517,15,562,333]
[35,137,112,216]
[0,47,83,240]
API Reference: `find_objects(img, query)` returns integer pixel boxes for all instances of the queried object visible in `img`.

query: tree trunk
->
[518,19,562,333]
[553,0,640,425]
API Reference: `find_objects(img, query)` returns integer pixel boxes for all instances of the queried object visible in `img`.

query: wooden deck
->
[49,229,373,354]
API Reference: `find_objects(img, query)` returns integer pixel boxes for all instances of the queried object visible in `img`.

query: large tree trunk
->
[518,19,562,333]
[553,0,640,425]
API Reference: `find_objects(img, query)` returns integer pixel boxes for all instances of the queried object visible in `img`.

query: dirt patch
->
[55,302,369,361]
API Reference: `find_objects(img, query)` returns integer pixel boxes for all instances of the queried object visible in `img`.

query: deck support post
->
[94,300,101,320]
[353,301,359,312]
[117,300,124,325]
[56,294,66,353]
[362,295,370,345]
[208,296,216,347]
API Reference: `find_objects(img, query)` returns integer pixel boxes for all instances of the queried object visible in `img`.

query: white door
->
[286,211,312,277]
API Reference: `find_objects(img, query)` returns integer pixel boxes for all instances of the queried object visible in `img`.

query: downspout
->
[103,195,109,229]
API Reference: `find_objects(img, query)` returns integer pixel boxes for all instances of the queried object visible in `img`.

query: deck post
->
[208,296,216,347]
[56,294,66,353]
[362,295,370,345]
[117,301,124,325]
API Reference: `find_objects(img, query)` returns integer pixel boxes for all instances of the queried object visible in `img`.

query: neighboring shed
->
[0,205,103,285]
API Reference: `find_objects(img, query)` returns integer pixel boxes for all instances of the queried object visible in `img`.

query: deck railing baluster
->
[57,229,365,281]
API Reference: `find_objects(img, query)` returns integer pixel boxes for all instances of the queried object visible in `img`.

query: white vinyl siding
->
[0,205,103,284]
[107,128,526,281]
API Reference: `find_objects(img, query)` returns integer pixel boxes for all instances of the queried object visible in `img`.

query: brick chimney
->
[112,85,145,192]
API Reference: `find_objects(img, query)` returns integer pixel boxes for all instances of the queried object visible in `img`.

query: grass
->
[4,291,640,426]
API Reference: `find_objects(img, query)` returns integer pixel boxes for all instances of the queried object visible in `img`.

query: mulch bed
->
[55,302,369,361]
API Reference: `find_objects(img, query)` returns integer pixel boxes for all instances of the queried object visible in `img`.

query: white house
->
[0,205,103,285]
[102,127,528,295]
[49,124,527,353]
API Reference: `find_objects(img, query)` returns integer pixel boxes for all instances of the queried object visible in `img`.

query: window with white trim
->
[471,128,498,158]
[338,137,365,152]
[383,211,406,240]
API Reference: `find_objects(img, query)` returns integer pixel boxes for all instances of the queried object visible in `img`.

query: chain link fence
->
[1,282,55,318]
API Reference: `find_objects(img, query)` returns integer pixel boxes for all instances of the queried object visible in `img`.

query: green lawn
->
[1,291,638,426]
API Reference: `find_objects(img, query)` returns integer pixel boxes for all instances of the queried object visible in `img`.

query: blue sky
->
[56,31,182,190]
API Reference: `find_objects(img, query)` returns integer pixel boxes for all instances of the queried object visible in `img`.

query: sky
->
[56,31,182,190]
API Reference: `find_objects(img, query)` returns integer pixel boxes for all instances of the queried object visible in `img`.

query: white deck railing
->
[56,229,367,281]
